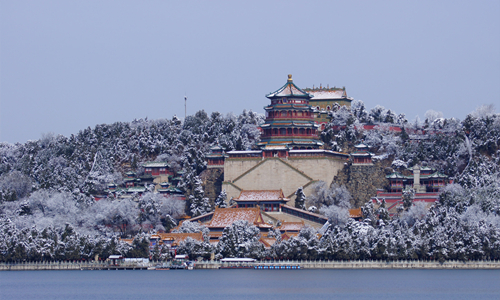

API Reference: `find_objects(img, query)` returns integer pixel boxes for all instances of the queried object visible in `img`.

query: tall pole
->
[184,95,187,120]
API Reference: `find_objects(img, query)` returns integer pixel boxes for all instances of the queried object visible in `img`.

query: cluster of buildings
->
[373,164,451,216]
[125,75,451,254]
[101,162,185,200]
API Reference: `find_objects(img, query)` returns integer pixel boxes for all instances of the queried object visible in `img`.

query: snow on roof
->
[349,208,363,218]
[157,232,204,243]
[386,172,406,179]
[126,186,146,192]
[355,143,368,148]
[142,162,169,167]
[281,232,300,240]
[227,150,262,154]
[423,171,449,179]
[289,149,325,153]
[236,190,287,201]
[266,75,310,98]
[262,145,288,150]
[278,221,305,232]
[259,237,278,248]
[281,204,328,221]
[307,89,346,99]
[208,207,262,228]
[351,152,374,157]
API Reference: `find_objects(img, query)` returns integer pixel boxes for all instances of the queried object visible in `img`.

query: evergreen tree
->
[294,187,306,210]
[402,188,415,211]
[188,176,211,217]
[214,189,228,208]
[216,220,264,259]
[376,199,390,223]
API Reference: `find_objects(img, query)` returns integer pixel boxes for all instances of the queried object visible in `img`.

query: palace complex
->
[372,164,452,216]
[211,75,349,205]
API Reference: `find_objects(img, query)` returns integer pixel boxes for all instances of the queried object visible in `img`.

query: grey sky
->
[1,0,499,143]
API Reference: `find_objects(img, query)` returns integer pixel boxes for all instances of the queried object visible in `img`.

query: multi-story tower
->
[258,75,323,150]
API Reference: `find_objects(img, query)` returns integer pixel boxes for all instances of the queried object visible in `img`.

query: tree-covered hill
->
[0,102,498,262]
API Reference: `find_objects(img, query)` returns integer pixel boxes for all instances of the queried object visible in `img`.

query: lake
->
[1,269,499,300]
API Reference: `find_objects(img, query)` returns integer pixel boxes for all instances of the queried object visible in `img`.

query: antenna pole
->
[184,95,187,120]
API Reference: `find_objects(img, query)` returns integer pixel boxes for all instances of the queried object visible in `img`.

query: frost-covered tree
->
[188,176,211,217]
[402,189,415,211]
[319,205,349,227]
[0,170,32,200]
[307,182,351,209]
[361,200,376,226]
[214,189,227,208]
[294,187,306,210]
[401,201,428,226]
[273,226,319,260]
[137,193,183,232]
[216,220,264,259]
[172,221,209,241]
[375,199,390,223]
[177,237,213,260]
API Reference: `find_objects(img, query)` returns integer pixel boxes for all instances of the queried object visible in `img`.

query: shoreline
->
[2,260,500,271]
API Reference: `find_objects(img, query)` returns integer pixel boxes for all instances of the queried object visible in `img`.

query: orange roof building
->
[277,221,305,233]
[349,208,363,220]
[150,232,204,247]
[234,189,290,212]
[208,207,266,229]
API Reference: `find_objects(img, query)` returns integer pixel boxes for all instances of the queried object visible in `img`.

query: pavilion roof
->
[142,162,169,168]
[386,172,406,179]
[235,190,289,201]
[281,232,300,240]
[349,208,363,219]
[259,237,278,248]
[309,91,347,100]
[208,207,264,228]
[277,221,305,232]
[266,75,311,99]
[154,232,204,243]
[303,87,347,100]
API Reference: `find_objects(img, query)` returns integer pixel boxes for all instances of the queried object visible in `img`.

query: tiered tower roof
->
[266,75,312,99]
[259,75,323,150]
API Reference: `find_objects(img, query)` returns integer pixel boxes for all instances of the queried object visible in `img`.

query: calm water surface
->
[1,269,499,300]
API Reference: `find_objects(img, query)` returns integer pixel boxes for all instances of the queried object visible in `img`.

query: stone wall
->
[222,156,347,206]
[199,168,224,202]
[334,160,390,208]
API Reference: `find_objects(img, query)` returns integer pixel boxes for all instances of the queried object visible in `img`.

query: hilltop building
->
[104,161,185,200]
[303,85,353,130]
[351,143,374,165]
[211,75,349,205]
[259,74,323,150]
[206,145,227,169]
[372,164,452,215]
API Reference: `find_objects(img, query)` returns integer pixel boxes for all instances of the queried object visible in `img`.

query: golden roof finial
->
[287,74,293,82]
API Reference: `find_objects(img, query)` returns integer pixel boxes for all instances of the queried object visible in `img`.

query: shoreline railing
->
[1,259,500,271]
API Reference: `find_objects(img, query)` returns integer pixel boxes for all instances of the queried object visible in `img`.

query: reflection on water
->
[1,269,499,300]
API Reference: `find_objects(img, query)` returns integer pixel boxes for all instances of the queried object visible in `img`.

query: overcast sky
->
[1,0,499,143]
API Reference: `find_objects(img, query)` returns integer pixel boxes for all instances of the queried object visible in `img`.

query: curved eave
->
[266,81,312,99]
[264,105,313,110]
